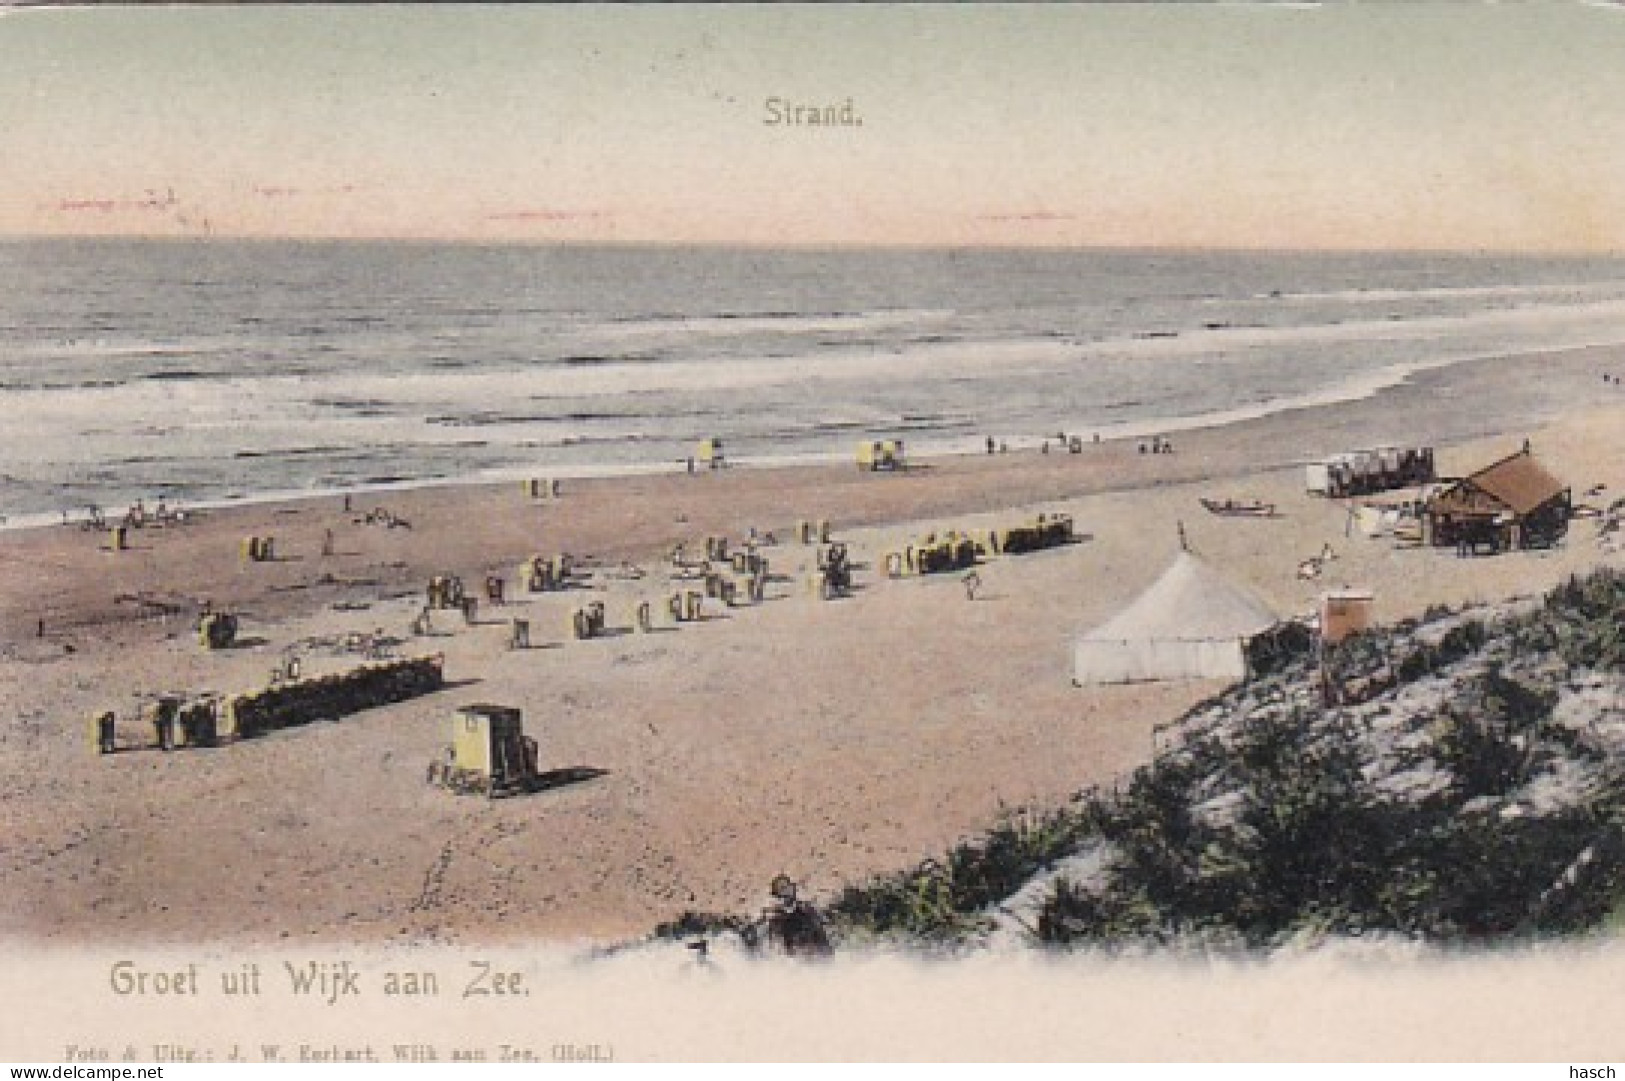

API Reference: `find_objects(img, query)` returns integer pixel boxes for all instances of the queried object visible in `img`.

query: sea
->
[5,239,1625,528]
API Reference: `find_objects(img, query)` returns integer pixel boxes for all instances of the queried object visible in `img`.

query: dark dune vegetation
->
[663,568,1625,952]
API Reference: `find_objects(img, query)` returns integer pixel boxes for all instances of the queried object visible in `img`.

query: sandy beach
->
[3,343,1625,948]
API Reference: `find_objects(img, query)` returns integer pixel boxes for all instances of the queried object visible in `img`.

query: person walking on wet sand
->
[986,436,996,455]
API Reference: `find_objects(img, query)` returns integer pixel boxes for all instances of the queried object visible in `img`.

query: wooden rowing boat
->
[1200,497,1278,518]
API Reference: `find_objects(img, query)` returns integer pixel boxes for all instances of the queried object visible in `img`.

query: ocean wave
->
[435,306,507,320]
[554,408,702,423]
[893,415,978,433]
[1257,280,1625,305]
[0,378,121,391]
[555,354,628,368]
[310,397,392,410]
[555,432,650,448]
[583,307,956,341]
[425,412,546,427]
[233,445,359,460]
[605,308,858,325]
[142,369,221,382]
[8,244,1625,523]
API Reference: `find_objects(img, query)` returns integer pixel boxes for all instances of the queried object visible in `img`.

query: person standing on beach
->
[986,436,996,455]
[764,875,831,957]
[152,700,175,752]
[96,711,116,755]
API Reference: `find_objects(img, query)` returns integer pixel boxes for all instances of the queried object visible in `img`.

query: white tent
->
[1072,550,1279,685]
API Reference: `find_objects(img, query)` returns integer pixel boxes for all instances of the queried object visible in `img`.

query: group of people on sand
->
[69,497,188,531]
[988,431,1109,456]
[1041,431,1100,455]
[360,506,410,529]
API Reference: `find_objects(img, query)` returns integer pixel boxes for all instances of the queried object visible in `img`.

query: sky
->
[4,3,1625,251]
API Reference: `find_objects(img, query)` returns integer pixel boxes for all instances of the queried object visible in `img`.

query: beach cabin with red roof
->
[1423,446,1570,553]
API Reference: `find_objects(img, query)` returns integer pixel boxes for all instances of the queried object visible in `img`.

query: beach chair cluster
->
[668,590,707,623]
[884,531,980,578]
[425,574,467,609]
[982,512,1075,555]
[721,549,771,605]
[668,534,774,607]
[569,601,608,640]
[522,477,561,500]
[92,655,446,754]
[92,695,223,753]
[727,548,770,579]
[1305,445,1436,498]
[810,541,854,599]
[883,513,1074,579]
[197,610,238,650]
[796,519,833,545]
[518,554,573,593]
[219,655,445,741]
[240,535,276,563]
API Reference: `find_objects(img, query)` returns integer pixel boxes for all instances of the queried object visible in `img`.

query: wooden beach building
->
[1422,446,1570,553]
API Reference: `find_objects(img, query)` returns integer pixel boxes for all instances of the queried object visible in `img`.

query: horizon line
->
[3,232,1623,260]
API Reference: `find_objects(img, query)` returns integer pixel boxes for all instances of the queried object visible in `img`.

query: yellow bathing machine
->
[856,438,906,472]
[427,704,541,798]
[695,437,726,470]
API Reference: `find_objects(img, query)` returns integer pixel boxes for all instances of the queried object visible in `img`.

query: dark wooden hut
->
[1423,447,1570,553]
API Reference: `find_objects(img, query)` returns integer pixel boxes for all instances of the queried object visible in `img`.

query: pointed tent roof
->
[1080,550,1279,644]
